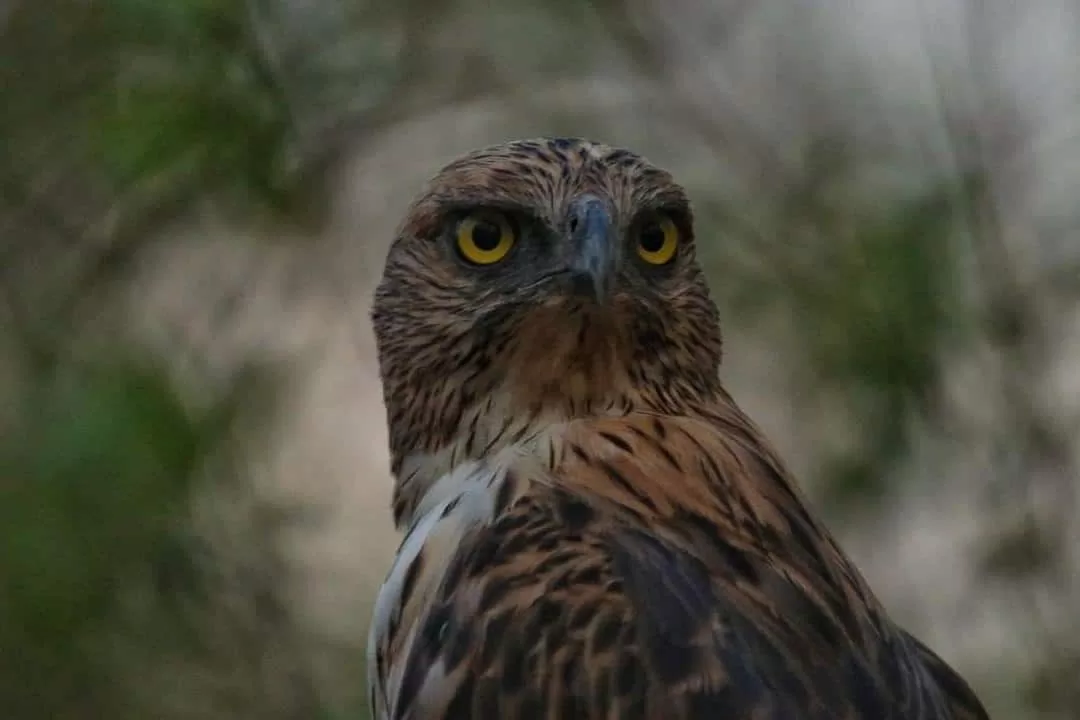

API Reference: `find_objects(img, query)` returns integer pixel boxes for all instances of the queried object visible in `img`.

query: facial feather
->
[373,137,722,527]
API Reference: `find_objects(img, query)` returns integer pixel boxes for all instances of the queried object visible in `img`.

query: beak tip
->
[567,270,610,303]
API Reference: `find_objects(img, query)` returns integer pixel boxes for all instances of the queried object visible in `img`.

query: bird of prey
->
[366,137,989,720]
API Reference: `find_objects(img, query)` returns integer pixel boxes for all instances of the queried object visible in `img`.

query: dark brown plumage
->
[366,137,989,720]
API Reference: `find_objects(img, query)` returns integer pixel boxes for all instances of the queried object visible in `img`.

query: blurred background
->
[1,1,1078,718]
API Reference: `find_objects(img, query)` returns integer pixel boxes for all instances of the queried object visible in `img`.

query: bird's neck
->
[387,384,738,531]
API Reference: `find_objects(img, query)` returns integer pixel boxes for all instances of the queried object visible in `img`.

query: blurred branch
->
[944,1,1076,561]
[290,0,491,186]
[588,0,787,182]
[920,7,1079,712]
[0,163,202,361]
[244,0,304,134]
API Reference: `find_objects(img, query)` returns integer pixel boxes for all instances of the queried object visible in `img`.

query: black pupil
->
[640,224,666,253]
[471,221,502,251]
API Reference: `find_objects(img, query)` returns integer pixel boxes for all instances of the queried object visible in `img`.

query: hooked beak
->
[566,195,618,303]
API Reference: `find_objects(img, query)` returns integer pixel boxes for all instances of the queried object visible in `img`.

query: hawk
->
[366,137,989,720]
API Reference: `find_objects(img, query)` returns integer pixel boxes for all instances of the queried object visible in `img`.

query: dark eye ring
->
[454,211,516,265]
[635,214,679,265]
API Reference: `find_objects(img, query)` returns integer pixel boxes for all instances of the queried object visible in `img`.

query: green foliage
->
[95,0,297,208]
[807,183,967,508]
[0,352,252,718]
[706,145,973,510]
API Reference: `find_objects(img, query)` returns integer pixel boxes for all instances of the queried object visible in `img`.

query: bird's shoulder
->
[368,410,986,720]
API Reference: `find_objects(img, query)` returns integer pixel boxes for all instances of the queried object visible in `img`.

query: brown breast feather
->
[371,408,990,720]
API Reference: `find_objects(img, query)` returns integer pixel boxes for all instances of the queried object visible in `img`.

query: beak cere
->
[567,195,618,303]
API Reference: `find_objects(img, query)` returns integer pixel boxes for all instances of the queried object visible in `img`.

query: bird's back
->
[367,407,989,720]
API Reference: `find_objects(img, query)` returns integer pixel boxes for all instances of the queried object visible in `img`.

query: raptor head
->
[372,137,723,476]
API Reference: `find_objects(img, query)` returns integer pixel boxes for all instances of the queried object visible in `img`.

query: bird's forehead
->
[400,138,686,236]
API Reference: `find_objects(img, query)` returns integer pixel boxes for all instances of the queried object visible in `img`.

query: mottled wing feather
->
[904,633,991,720]
[372,412,989,720]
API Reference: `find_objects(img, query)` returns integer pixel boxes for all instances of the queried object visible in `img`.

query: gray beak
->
[566,195,618,303]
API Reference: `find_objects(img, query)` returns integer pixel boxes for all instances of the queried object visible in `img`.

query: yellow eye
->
[455,213,515,265]
[636,215,679,265]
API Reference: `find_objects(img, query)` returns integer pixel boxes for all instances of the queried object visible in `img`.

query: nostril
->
[567,194,608,240]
